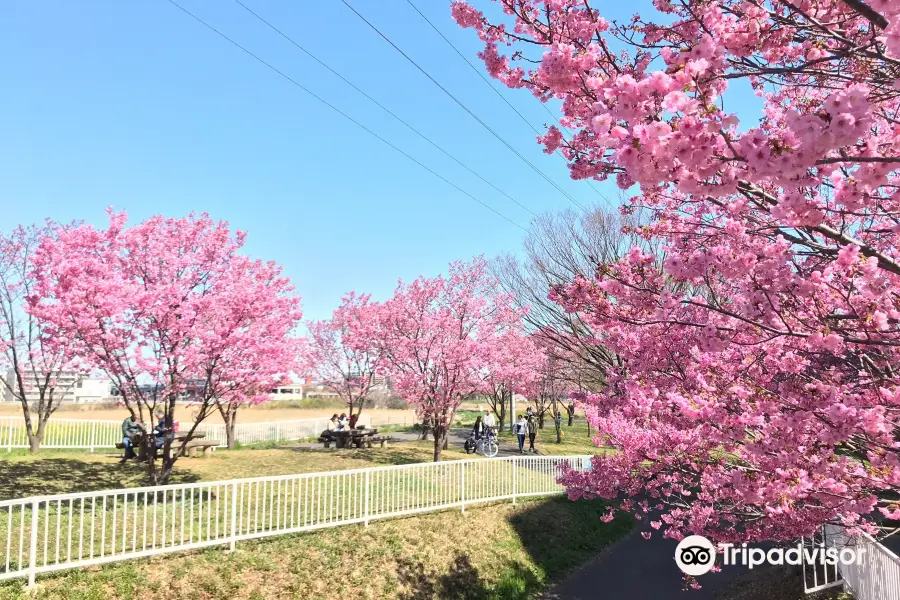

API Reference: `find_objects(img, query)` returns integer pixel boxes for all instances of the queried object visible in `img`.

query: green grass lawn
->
[0,496,632,600]
[0,425,625,599]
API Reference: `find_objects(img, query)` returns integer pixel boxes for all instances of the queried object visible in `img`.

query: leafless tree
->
[494,204,657,387]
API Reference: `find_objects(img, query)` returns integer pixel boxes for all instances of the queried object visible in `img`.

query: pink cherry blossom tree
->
[455,0,900,542]
[0,224,85,452]
[374,258,527,461]
[530,335,574,441]
[303,292,380,426]
[481,330,543,432]
[29,211,302,483]
[201,255,304,449]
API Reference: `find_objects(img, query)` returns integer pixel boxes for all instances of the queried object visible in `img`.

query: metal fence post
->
[460,461,466,514]
[27,499,39,588]
[89,421,96,453]
[364,470,370,527]
[512,458,517,505]
[229,481,238,552]
[7,419,13,453]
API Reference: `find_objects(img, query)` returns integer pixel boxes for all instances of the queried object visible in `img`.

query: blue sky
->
[0,0,755,322]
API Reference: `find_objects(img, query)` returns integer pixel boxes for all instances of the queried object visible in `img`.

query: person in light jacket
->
[483,410,496,437]
[515,415,529,454]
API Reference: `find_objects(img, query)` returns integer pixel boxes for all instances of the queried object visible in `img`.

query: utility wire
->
[341,0,590,214]
[401,0,541,137]
[232,0,538,219]
[401,0,613,209]
[163,0,528,232]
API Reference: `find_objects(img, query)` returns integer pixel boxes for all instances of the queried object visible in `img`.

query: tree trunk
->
[432,426,444,462]
[567,408,574,427]
[497,401,506,433]
[538,414,545,429]
[224,411,237,449]
[26,414,47,454]
[225,418,236,449]
[555,420,562,443]
[147,395,178,485]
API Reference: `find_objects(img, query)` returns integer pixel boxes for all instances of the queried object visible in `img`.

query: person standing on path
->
[525,409,538,453]
[515,415,529,454]
[483,410,496,437]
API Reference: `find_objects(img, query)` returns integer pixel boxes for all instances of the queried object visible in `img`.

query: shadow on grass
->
[0,458,200,500]
[396,553,541,600]
[506,496,635,584]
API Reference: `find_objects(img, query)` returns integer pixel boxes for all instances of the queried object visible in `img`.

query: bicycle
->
[465,428,499,458]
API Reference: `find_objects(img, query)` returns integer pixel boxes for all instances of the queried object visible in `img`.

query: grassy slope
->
[0,422,626,600]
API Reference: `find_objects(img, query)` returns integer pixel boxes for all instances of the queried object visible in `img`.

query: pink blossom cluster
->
[455,0,900,542]
[369,257,535,461]
[27,210,303,468]
[303,292,381,420]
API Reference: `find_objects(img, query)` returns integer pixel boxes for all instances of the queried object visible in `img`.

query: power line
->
[163,0,528,233]
[340,0,590,214]
[400,0,614,209]
[231,0,538,219]
[539,102,615,205]
[401,0,541,137]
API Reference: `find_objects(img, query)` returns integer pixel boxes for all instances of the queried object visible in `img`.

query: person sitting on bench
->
[120,415,143,464]
[152,413,173,454]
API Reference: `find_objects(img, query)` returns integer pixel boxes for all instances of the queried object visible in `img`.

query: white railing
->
[803,524,900,599]
[0,418,121,452]
[836,530,900,600]
[0,455,588,586]
[0,415,374,451]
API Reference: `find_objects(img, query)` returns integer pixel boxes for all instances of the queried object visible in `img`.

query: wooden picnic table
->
[324,427,378,449]
[127,429,210,460]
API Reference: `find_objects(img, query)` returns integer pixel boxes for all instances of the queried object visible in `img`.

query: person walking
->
[515,415,529,454]
[526,409,538,454]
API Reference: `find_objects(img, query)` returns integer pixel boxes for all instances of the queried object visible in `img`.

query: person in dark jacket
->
[120,415,142,463]
[152,413,173,454]
[472,415,485,440]
[525,409,538,454]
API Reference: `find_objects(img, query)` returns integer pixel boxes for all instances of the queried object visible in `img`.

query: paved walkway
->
[542,528,756,600]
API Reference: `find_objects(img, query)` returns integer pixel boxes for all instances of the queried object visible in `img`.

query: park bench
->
[364,435,395,448]
[179,439,219,458]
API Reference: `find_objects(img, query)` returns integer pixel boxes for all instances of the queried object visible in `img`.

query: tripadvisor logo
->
[675,536,716,576]
[674,535,867,576]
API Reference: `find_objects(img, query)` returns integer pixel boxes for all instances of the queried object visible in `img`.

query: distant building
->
[1,369,112,404]
[110,379,206,403]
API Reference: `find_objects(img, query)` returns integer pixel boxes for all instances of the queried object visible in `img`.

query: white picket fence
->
[0,418,122,452]
[0,415,372,451]
[0,455,588,586]
[803,524,900,599]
